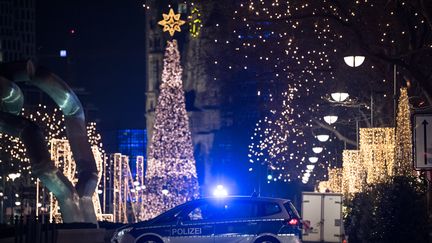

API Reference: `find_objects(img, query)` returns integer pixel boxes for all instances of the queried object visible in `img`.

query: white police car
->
[112,196,302,243]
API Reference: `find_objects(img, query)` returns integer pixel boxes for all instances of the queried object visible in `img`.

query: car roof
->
[195,196,291,204]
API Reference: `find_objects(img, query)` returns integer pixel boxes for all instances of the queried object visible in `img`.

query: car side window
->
[184,202,215,222]
[188,207,203,220]
[152,204,185,224]
[216,201,258,219]
[260,202,282,216]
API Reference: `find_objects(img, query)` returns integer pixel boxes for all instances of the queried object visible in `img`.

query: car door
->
[170,201,215,243]
[214,200,259,243]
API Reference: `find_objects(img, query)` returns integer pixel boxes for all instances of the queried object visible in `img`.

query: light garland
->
[360,127,395,184]
[44,123,106,223]
[112,153,130,223]
[188,6,202,38]
[133,156,146,221]
[394,88,414,176]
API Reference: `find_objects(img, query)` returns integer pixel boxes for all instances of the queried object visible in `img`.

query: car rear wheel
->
[254,236,280,243]
[137,236,163,243]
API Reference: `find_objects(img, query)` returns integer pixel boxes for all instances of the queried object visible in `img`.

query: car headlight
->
[116,227,133,237]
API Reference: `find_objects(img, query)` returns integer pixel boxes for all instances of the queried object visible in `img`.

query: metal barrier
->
[10,215,57,243]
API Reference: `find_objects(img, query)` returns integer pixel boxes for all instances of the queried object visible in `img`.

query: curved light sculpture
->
[312,147,323,154]
[316,134,330,142]
[331,92,349,102]
[344,55,365,67]
[324,115,338,125]
[308,157,319,163]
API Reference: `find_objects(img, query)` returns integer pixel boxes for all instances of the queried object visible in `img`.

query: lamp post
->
[0,191,3,224]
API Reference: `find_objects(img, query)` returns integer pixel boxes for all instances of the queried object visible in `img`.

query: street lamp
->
[331,92,349,102]
[316,134,330,142]
[308,157,319,163]
[306,165,315,170]
[8,173,21,181]
[161,186,169,195]
[312,147,323,154]
[344,55,365,67]
[323,115,338,125]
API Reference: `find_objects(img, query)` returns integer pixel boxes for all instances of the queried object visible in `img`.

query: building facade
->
[117,129,147,177]
[0,0,36,63]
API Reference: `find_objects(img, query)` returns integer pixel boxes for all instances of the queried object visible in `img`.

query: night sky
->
[36,0,147,132]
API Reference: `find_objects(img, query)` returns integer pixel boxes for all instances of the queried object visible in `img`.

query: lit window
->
[60,50,67,57]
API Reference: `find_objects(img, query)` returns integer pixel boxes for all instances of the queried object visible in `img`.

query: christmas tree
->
[394,87,414,176]
[142,40,199,220]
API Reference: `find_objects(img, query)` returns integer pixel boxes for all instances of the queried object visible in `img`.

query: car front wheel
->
[254,236,280,243]
[136,236,163,243]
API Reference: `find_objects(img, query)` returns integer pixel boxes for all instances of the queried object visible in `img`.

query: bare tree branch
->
[420,0,432,31]
[314,119,357,146]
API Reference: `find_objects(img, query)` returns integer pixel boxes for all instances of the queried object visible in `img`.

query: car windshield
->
[151,204,186,224]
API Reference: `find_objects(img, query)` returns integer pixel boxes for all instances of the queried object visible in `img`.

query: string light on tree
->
[318,168,343,193]
[248,87,313,181]
[212,0,427,182]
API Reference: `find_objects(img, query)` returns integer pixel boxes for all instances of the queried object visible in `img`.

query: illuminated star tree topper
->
[158,8,186,36]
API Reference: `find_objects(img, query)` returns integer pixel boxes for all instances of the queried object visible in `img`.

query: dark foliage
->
[345,176,429,243]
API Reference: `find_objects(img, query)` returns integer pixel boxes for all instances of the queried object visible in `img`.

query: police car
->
[111,196,302,243]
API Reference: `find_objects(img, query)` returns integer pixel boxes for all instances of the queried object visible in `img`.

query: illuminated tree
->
[394,87,414,176]
[247,87,334,183]
[208,0,432,185]
[143,40,199,220]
